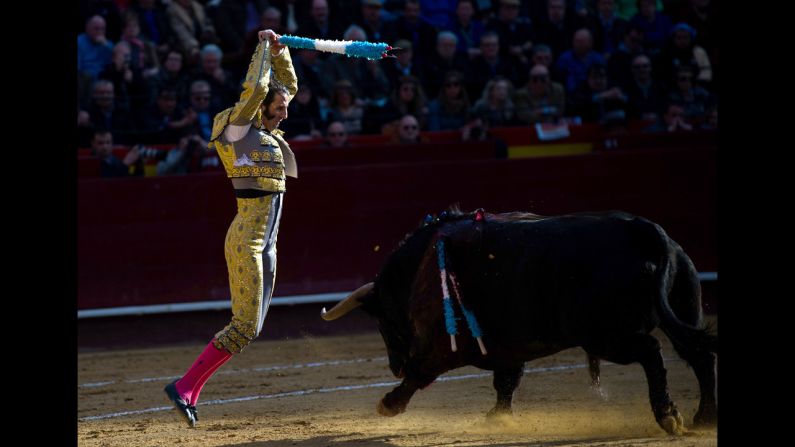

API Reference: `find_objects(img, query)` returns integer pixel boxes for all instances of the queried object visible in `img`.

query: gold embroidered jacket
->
[209,39,298,192]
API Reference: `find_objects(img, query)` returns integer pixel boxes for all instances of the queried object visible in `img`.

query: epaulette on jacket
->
[210,108,234,145]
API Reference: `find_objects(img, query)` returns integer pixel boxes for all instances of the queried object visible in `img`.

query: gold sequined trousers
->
[214,193,283,354]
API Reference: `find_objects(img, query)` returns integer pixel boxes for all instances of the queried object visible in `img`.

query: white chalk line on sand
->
[79,356,390,389]
[81,359,675,422]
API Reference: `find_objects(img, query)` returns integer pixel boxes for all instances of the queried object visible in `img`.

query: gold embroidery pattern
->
[210,108,233,143]
[259,133,279,148]
[255,177,286,192]
[228,165,286,178]
[214,196,274,354]
[271,49,298,99]
[229,41,271,126]
[249,150,284,163]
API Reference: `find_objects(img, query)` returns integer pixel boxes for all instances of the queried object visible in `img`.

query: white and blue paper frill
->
[278,35,391,60]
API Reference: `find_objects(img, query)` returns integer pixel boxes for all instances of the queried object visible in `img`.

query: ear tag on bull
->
[475,208,486,222]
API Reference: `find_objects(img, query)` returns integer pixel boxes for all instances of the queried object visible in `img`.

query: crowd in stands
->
[78,0,718,177]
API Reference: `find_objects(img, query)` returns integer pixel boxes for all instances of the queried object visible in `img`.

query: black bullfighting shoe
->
[189,405,198,422]
[164,380,196,428]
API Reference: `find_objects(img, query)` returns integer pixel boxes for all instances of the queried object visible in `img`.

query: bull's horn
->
[321,282,373,321]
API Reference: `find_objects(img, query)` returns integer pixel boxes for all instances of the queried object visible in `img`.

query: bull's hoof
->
[658,407,686,436]
[590,383,609,401]
[377,398,405,417]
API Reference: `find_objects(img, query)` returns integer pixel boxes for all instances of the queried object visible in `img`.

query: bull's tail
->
[652,227,718,355]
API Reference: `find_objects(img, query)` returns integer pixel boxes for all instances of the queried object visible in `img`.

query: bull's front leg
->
[486,364,524,419]
[377,374,437,416]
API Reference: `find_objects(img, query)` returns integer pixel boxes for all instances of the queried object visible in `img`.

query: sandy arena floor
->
[78,326,717,447]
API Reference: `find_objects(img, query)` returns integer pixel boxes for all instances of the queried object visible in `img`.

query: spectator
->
[607,24,645,89]
[260,6,286,35]
[613,0,636,20]
[358,0,395,43]
[554,28,606,94]
[629,0,672,56]
[644,102,692,133]
[98,41,148,114]
[654,22,712,89]
[383,39,425,88]
[530,44,554,69]
[85,79,138,144]
[282,84,325,139]
[212,0,269,58]
[421,0,458,29]
[667,64,713,125]
[485,0,533,67]
[422,31,471,98]
[297,0,345,41]
[150,50,191,107]
[90,130,143,177]
[78,15,115,80]
[390,0,439,66]
[446,0,485,59]
[526,0,588,25]
[324,121,351,148]
[533,0,585,61]
[669,0,717,66]
[321,25,391,103]
[468,31,523,100]
[470,76,517,128]
[166,0,217,63]
[140,87,195,143]
[327,80,365,135]
[186,80,218,141]
[80,0,124,42]
[78,108,94,148]
[189,44,238,111]
[293,48,328,100]
[232,7,285,80]
[156,133,211,175]
[119,11,161,80]
[372,75,429,134]
[393,114,423,144]
[130,0,174,58]
[568,63,628,126]
[532,43,567,91]
[585,0,629,57]
[427,71,471,131]
[270,0,309,35]
[514,64,566,124]
[623,54,667,121]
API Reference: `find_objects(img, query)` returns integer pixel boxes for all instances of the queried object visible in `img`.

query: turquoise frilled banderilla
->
[436,238,487,355]
[277,35,392,60]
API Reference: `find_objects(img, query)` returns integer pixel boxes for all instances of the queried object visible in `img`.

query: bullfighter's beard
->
[262,110,281,130]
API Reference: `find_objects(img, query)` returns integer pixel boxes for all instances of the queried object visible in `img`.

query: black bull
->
[321,210,717,435]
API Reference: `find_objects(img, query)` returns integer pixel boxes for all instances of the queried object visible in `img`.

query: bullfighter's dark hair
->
[263,80,291,108]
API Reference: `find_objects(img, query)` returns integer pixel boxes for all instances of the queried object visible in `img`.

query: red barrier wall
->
[78,141,717,310]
